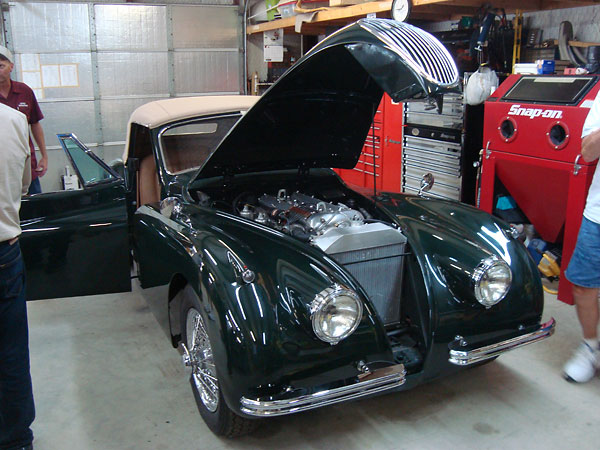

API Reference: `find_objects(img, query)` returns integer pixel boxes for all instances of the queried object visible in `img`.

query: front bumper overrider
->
[448,318,556,366]
[240,364,406,417]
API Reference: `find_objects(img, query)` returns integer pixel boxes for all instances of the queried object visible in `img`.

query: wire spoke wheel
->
[179,288,259,437]
[186,307,219,412]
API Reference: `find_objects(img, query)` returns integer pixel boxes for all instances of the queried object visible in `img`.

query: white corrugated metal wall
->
[2,1,242,191]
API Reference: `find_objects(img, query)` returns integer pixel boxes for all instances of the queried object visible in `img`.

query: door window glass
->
[58,135,116,186]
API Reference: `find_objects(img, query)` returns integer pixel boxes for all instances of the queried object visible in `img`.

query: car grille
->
[359,19,459,87]
[331,243,405,325]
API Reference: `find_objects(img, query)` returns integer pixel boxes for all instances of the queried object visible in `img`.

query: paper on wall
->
[20,54,40,71]
[22,71,42,89]
[264,29,284,62]
[41,65,60,88]
[59,64,79,87]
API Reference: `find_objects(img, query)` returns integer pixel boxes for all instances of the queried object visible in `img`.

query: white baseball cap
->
[0,45,14,64]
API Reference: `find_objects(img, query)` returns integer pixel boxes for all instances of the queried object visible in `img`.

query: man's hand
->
[35,154,48,177]
[30,122,48,176]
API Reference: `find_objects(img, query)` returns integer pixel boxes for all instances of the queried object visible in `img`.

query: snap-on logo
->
[508,104,563,119]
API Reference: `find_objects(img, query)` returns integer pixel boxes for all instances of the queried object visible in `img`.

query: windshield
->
[159,114,242,174]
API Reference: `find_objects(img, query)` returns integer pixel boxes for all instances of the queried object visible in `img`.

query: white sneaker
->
[563,342,600,383]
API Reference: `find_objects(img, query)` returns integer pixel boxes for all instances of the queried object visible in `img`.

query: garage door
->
[2,2,241,191]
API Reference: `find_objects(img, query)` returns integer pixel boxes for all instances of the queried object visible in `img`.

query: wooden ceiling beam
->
[410,12,454,20]
[414,4,483,14]
[418,0,599,11]
[412,0,456,5]
[540,0,600,9]
[426,0,540,10]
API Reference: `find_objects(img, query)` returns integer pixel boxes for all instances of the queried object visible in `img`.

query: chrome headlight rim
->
[310,284,363,345]
[472,256,512,308]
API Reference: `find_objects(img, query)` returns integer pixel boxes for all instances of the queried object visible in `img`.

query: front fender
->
[183,205,394,414]
[375,193,544,376]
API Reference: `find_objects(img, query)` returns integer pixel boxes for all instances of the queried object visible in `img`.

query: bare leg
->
[573,285,600,339]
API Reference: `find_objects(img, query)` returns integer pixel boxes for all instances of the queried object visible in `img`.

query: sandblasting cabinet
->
[480,74,600,304]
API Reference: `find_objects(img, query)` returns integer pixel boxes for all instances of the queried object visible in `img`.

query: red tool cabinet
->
[335,94,404,192]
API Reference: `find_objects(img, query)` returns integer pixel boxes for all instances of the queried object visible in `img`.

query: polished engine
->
[237,190,407,324]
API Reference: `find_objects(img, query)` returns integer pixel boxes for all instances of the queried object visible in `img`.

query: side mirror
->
[160,196,195,234]
[418,173,434,196]
[160,196,182,219]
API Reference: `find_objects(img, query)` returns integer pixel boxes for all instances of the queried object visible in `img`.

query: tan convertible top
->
[123,95,259,162]
[129,95,258,129]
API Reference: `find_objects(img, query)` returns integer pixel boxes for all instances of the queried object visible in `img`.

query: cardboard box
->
[513,63,537,74]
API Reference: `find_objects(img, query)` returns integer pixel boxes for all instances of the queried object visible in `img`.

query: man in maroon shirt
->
[0,45,47,195]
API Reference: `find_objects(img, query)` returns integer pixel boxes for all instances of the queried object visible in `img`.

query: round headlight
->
[472,257,512,308]
[310,285,363,345]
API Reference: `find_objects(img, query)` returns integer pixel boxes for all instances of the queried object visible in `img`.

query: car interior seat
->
[138,155,161,206]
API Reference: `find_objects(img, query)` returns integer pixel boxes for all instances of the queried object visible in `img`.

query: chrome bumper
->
[240,364,406,417]
[448,317,556,366]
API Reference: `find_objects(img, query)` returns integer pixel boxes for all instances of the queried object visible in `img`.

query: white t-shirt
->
[0,103,31,242]
[582,90,600,224]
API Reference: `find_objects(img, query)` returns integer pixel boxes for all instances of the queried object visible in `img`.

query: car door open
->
[19,134,131,300]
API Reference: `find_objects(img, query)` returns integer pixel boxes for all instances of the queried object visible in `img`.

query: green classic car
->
[19,19,555,437]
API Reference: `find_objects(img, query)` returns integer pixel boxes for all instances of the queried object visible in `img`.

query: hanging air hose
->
[558,21,588,66]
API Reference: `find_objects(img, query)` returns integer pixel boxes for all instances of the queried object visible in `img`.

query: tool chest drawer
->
[404,111,463,130]
[402,92,467,201]
[403,167,461,201]
[405,95,464,116]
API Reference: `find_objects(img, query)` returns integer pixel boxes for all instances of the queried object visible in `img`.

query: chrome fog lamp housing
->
[472,257,512,308]
[310,285,363,345]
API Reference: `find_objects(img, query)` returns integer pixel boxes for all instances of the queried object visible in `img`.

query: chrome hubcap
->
[186,308,219,412]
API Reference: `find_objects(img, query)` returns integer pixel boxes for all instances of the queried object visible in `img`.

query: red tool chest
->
[335,94,404,192]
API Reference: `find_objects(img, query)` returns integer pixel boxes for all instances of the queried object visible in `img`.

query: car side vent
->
[359,19,458,87]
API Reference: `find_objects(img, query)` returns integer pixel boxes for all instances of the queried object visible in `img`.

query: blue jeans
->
[0,241,35,449]
[27,178,41,195]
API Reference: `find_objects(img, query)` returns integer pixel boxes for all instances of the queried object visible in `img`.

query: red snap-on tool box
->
[479,74,600,304]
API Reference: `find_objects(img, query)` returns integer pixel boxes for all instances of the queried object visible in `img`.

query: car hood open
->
[194,19,460,180]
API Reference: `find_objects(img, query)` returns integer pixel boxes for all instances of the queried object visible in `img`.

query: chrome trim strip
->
[448,318,556,366]
[240,364,406,417]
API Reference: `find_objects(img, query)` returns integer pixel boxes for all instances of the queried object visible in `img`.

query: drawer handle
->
[403,185,459,199]
[404,175,460,191]
[404,164,461,176]
[403,149,460,159]
[353,167,379,176]
[360,161,380,168]
[403,158,460,169]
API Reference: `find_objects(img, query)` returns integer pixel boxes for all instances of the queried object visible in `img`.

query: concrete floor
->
[26,288,600,450]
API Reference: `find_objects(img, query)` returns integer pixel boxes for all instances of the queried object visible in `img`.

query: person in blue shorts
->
[564,89,600,383]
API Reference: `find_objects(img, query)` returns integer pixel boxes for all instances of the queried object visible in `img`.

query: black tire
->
[180,290,258,437]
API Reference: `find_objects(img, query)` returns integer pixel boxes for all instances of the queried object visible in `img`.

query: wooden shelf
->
[247,0,600,35]
[247,0,392,35]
